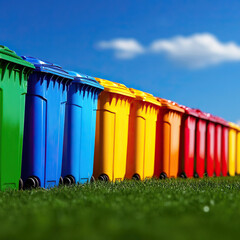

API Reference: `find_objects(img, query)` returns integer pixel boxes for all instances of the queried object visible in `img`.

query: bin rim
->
[0,46,34,69]
[95,77,135,98]
[156,97,185,113]
[129,88,161,106]
[204,113,217,123]
[229,122,240,131]
[179,105,199,117]
[213,116,229,127]
[22,56,74,80]
[192,109,210,120]
[67,71,104,90]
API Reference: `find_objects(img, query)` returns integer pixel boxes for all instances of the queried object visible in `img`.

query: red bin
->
[179,106,198,178]
[213,117,229,177]
[206,113,216,177]
[194,110,209,178]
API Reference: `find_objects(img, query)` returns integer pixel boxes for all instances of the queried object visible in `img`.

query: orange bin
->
[154,98,184,179]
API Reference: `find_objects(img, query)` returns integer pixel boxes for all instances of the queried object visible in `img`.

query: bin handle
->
[0,45,22,59]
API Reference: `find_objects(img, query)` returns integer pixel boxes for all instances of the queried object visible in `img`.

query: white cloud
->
[97,38,145,59]
[96,33,240,68]
[150,33,240,68]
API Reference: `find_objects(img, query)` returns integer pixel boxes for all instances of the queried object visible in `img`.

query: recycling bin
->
[0,46,34,190]
[205,113,216,177]
[61,72,103,184]
[194,109,209,178]
[213,117,229,177]
[236,126,240,175]
[221,122,229,177]
[154,98,184,179]
[214,117,222,177]
[93,78,135,181]
[21,56,73,188]
[228,122,238,176]
[126,89,161,180]
[179,106,198,178]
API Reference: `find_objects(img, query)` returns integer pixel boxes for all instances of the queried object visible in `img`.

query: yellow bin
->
[93,78,135,181]
[228,122,239,176]
[125,89,161,180]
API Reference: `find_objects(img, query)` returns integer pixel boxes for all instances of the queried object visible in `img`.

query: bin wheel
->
[132,174,140,180]
[180,172,187,179]
[19,178,24,190]
[24,176,40,189]
[98,174,109,182]
[90,176,95,183]
[63,175,75,185]
[59,177,63,185]
[194,172,199,178]
[160,172,167,179]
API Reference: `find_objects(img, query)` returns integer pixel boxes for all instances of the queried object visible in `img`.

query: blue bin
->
[62,71,103,184]
[21,56,73,188]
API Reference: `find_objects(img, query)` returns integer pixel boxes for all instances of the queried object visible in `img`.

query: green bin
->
[0,46,34,190]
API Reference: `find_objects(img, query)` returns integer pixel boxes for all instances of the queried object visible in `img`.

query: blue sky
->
[1,0,240,122]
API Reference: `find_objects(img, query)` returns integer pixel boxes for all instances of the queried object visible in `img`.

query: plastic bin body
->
[206,115,216,177]
[214,124,222,177]
[236,130,240,175]
[228,122,238,176]
[0,46,34,190]
[179,106,198,178]
[21,57,72,188]
[221,126,229,176]
[213,117,229,177]
[62,72,103,183]
[93,78,134,181]
[126,89,160,180]
[154,99,184,178]
[195,110,208,178]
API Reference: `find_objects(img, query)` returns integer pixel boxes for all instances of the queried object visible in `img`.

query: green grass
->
[1,177,240,240]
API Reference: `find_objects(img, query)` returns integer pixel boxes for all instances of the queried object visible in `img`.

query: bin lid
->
[204,113,217,123]
[129,88,161,106]
[95,77,135,98]
[213,116,229,127]
[21,56,74,80]
[156,98,185,113]
[67,71,104,90]
[179,105,198,117]
[229,122,240,131]
[193,109,209,120]
[0,46,34,69]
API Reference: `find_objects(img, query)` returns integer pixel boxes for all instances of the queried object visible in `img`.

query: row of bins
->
[179,107,230,178]
[1,45,240,190]
[22,57,104,188]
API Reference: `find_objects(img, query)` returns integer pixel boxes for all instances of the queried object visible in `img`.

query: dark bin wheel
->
[90,176,95,183]
[59,176,63,185]
[63,175,75,185]
[132,174,140,180]
[98,174,109,182]
[33,177,40,188]
[19,178,24,190]
[24,176,40,189]
[160,172,167,180]
[194,172,199,178]
[180,172,187,179]
[69,175,76,184]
